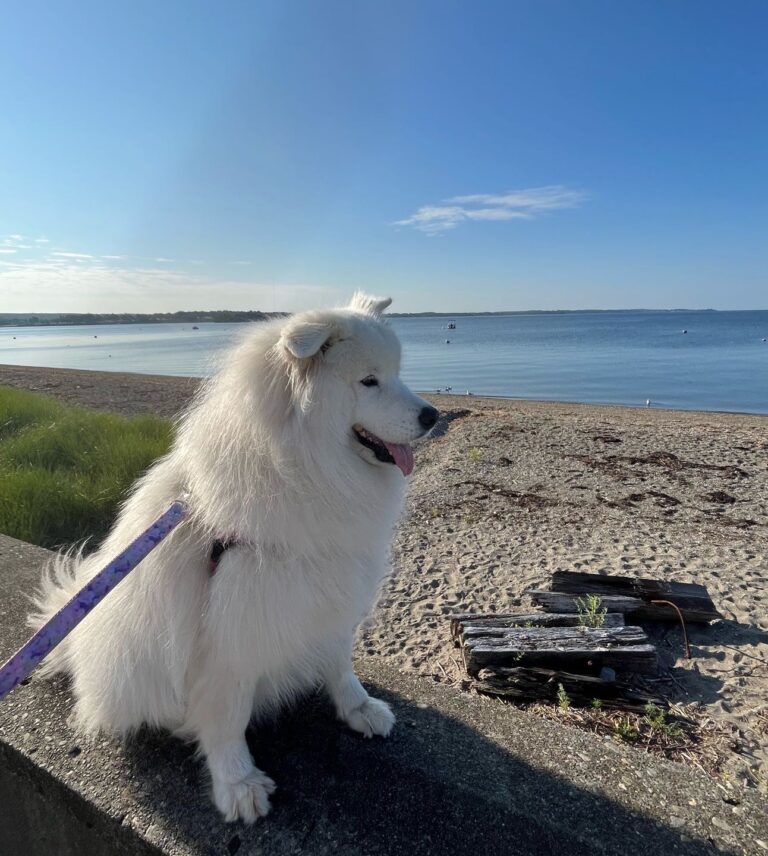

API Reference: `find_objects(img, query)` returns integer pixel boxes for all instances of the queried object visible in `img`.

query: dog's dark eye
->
[360,376,379,387]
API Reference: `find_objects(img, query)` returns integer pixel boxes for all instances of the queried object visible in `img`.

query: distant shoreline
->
[0,307,738,328]
[0,310,285,328]
[1,363,765,420]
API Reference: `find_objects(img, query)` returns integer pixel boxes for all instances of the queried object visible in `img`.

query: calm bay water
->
[1,311,767,414]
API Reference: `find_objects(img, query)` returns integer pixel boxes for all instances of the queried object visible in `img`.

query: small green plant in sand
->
[556,683,571,711]
[643,703,684,739]
[590,698,603,710]
[575,593,607,628]
[467,446,483,463]
[0,386,173,549]
[613,716,639,742]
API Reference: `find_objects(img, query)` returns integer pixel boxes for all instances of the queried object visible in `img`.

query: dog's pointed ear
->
[348,291,392,318]
[280,320,334,359]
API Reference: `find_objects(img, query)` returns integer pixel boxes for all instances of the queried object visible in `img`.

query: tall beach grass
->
[0,386,173,549]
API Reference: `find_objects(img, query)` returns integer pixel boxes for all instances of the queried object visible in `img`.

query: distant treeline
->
[0,307,720,327]
[0,310,287,327]
[388,308,717,317]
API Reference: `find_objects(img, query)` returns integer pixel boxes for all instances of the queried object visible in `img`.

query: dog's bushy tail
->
[26,544,88,677]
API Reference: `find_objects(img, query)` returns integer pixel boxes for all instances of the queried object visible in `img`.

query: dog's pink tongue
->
[384,442,414,476]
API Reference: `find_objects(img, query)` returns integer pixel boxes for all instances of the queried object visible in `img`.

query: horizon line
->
[3,307,768,320]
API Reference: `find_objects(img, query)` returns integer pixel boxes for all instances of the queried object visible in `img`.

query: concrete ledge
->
[1,534,766,855]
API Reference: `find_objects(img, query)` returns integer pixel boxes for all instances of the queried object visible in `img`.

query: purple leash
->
[0,499,188,701]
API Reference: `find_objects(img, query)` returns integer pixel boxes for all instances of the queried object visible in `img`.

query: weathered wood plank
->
[449,611,624,640]
[550,571,722,623]
[473,665,666,712]
[464,624,649,649]
[462,625,657,675]
[459,613,625,641]
[450,611,560,623]
[465,642,657,676]
[528,590,645,615]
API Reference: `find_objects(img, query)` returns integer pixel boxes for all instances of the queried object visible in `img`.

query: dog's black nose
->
[418,406,438,431]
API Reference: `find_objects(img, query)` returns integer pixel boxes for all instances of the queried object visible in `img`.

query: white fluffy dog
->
[29,292,438,822]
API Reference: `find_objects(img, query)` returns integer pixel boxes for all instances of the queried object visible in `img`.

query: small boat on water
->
[446,322,456,329]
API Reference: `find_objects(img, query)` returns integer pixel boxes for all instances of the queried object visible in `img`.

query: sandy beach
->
[383,394,767,790]
[1,363,766,791]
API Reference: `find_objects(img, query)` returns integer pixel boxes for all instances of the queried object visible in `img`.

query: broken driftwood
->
[462,625,657,675]
[549,571,722,623]
[448,571,719,711]
[474,665,665,712]
[528,591,644,615]
[449,611,624,641]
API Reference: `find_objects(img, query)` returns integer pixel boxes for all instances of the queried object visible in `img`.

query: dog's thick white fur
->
[28,292,437,823]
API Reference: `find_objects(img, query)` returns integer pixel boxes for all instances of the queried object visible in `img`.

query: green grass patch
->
[0,386,173,549]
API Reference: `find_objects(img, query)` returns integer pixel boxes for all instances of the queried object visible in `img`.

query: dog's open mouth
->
[353,425,414,476]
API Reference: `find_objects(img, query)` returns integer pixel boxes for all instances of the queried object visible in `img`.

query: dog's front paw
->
[212,767,276,824]
[343,696,395,738]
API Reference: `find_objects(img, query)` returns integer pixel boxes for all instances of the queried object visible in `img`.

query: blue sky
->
[1,0,766,313]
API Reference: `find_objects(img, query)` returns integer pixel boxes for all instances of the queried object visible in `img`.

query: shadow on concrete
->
[121,682,729,856]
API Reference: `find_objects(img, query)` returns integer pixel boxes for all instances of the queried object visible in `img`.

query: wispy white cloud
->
[2,234,30,247]
[0,233,342,312]
[0,257,341,313]
[394,185,586,235]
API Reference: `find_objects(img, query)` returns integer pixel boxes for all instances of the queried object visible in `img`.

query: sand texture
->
[1,363,766,790]
[373,396,767,789]
[0,364,198,419]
